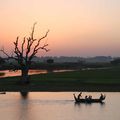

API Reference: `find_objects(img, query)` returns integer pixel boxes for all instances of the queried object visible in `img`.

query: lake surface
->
[0,92,120,120]
[0,69,74,78]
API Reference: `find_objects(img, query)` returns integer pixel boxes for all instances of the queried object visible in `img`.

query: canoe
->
[73,93,106,103]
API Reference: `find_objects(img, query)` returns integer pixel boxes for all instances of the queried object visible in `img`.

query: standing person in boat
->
[77,92,82,100]
[100,93,104,99]
[85,95,88,99]
[85,95,88,101]
[88,95,92,100]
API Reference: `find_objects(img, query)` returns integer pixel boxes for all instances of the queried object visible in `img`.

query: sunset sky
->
[0,0,120,57]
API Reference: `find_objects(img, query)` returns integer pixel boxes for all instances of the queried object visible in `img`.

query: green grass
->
[0,65,120,91]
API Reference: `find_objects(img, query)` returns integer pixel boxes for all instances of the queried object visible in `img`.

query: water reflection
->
[0,69,75,78]
[20,91,29,99]
[0,92,120,120]
[0,70,47,78]
[74,101,105,107]
[18,92,30,120]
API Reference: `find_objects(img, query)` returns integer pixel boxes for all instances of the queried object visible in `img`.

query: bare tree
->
[0,23,49,84]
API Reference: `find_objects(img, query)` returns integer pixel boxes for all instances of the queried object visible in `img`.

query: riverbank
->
[0,66,120,92]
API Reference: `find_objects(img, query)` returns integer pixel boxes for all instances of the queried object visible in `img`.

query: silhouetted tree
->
[111,58,120,65]
[0,23,49,84]
[46,59,54,64]
[46,58,54,72]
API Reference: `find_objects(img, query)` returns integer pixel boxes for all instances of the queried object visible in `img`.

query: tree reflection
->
[20,91,29,99]
[17,91,31,120]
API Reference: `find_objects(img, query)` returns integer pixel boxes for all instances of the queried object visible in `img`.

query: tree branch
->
[31,22,37,40]
[0,49,18,61]
[1,23,50,68]
[33,30,49,52]
[0,49,10,58]
[22,37,26,56]
[29,30,49,61]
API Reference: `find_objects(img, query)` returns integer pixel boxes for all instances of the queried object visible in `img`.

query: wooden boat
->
[73,93,106,103]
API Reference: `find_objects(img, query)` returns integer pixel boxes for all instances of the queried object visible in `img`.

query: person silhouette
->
[77,92,82,100]
[100,93,104,99]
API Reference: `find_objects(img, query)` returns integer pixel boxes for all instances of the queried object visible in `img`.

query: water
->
[0,69,74,78]
[0,70,47,78]
[0,92,120,120]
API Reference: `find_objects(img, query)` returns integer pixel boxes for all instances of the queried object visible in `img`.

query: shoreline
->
[1,83,120,92]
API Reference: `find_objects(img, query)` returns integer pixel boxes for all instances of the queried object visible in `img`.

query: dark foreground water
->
[0,92,120,120]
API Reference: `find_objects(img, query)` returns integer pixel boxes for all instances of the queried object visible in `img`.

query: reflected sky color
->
[0,69,74,78]
[0,0,120,57]
[0,92,120,120]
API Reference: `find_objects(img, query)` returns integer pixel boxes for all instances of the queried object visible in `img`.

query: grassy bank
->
[0,65,120,92]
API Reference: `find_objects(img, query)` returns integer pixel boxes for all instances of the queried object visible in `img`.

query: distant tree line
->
[111,58,120,65]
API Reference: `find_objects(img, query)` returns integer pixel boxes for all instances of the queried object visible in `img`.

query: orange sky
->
[0,0,120,57]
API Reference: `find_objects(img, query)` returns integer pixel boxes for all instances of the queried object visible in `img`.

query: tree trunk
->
[21,68,30,84]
